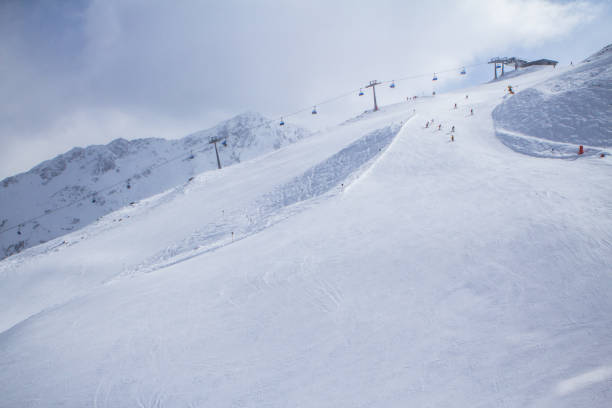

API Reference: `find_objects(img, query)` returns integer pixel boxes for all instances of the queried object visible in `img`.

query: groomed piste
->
[1,45,611,408]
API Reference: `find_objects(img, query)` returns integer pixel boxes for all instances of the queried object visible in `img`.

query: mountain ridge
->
[0,111,309,259]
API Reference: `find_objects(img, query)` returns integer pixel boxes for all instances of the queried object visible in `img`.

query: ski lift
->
[359,89,364,96]
[460,67,466,75]
[432,73,438,81]
[390,81,396,88]
[279,117,285,126]
[312,106,317,115]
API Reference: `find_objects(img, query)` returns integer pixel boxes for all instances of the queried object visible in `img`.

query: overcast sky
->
[1,0,610,179]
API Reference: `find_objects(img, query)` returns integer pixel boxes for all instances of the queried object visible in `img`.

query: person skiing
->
[507,85,514,94]
[454,103,457,109]
[438,124,442,131]
[470,108,474,115]
[425,121,429,128]
[451,134,454,142]
[451,125,455,133]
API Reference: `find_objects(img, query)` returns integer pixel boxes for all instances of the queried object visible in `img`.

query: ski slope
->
[493,45,612,154]
[1,49,612,407]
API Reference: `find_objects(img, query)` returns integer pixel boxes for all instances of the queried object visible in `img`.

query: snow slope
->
[1,48,612,407]
[0,112,309,260]
[493,45,612,156]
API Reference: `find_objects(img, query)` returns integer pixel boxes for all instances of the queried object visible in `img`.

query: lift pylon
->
[365,80,381,111]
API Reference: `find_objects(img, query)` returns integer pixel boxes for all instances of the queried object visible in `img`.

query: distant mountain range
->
[0,112,309,259]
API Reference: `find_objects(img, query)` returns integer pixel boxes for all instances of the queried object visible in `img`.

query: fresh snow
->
[1,46,611,408]
[493,47,612,152]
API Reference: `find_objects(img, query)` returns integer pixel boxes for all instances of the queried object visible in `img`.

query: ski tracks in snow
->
[117,121,407,278]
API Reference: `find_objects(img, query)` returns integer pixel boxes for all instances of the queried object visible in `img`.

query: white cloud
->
[461,0,599,47]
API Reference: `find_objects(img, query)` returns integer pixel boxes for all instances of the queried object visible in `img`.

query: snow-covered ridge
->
[0,112,309,260]
[492,43,612,155]
[584,43,612,62]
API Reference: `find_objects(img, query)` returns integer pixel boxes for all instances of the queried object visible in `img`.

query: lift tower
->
[365,80,381,111]
[208,136,226,169]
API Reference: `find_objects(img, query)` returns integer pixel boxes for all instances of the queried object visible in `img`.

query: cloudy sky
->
[1,0,610,179]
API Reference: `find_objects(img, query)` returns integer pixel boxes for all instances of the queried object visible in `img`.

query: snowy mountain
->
[493,44,612,157]
[1,45,611,408]
[0,112,309,259]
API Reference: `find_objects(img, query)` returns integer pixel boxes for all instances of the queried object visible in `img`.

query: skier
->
[451,125,455,133]
[465,94,469,99]
[425,121,429,128]
[451,134,454,142]
[470,108,474,115]
[507,85,514,94]
[454,103,457,109]
[438,124,442,131]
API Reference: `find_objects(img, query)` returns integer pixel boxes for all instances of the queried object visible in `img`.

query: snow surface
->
[1,46,612,408]
[493,45,612,153]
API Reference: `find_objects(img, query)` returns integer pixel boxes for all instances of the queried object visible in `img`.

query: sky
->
[1,0,610,179]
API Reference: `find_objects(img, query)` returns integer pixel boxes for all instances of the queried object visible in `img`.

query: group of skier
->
[424,119,457,142]
[422,96,475,142]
